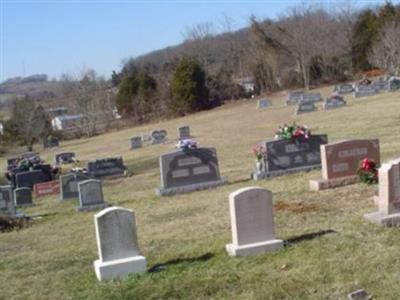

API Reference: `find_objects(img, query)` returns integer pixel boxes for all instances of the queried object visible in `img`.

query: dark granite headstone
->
[178,126,191,140]
[43,136,59,148]
[354,85,378,98]
[301,92,322,102]
[286,91,304,105]
[334,84,354,94]
[15,169,50,189]
[0,186,15,215]
[77,179,108,211]
[371,79,389,92]
[14,187,33,206]
[55,152,76,165]
[295,100,317,115]
[252,135,328,180]
[156,147,227,196]
[86,157,126,179]
[130,136,142,149]
[60,172,89,201]
[151,129,167,144]
[389,78,400,91]
[323,95,346,110]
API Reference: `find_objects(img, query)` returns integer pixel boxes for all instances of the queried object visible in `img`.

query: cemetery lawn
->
[2,87,400,300]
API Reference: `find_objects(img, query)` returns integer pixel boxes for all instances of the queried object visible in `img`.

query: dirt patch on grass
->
[274,201,320,214]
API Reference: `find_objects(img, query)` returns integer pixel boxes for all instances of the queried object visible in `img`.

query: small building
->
[47,107,68,117]
[52,114,87,131]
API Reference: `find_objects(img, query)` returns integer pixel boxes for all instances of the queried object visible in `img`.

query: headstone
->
[177,126,191,140]
[77,179,108,212]
[347,289,369,300]
[295,100,316,115]
[334,83,354,94]
[225,187,283,256]
[323,95,346,110]
[365,158,400,226]
[14,187,33,207]
[257,99,271,109]
[155,147,228,196]
[371,79,389,92]
[130,136,142,149]
[21,152,41,164]
[251,135,328,180]
[310,139,380,190]
[286,91,304,105]
[55,152,76,165]
[301,92,322,102]
[93,207,147,281]
[141,134,152,143]
[33,180,60,197]
[60,172,89,201]
[0,186,15,215]
[43,136,59,148]
[86,157,126,179]
[151,129,167,144]
[389,78,400,91]
[354,85,378,98]
[15,169,50,189]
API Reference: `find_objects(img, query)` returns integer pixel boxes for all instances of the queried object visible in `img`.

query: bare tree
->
[182,22,216,42]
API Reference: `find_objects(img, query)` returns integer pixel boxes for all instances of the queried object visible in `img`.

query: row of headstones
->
[285,92,346,114]
[130,126,192,150]
[0,186,33,213]
[92,186,281,281]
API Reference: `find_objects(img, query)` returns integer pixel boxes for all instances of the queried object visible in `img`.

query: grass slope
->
[1,86,400,300]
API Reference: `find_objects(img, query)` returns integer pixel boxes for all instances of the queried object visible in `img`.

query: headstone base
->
[155,177,228,197]
[226,239,283,257]
[364,211,400,227]
[94,255,147,281]
[251,165,321,180]
[309,175,358,191]
[76,203,109,212]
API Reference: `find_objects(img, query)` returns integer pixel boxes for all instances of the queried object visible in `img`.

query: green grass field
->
[1,86,400,300]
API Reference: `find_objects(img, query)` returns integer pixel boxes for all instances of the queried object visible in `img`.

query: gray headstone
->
[347,289,369,300]
[286,91,304,105]
[77,179,107,211]
[296,100,316,115]
[55,152,76,165]
[130,136,142,149]
[301,92,322,102]
[323,95,346,110]
[141,134,152,143]
[0,186,15,215]
[151,129,167,144]
[252,134,328,180]
[60,172,89,201]
[354,85,378,98]
[371,78,389,92]
[334,84,354,94]
[14,187,33,207]
[156,147,227,196]
[389,78,400,91]
[257,99,271,109]
[178,126,191,140]
[86,157,125,179]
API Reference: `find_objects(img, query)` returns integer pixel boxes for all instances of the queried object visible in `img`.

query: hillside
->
[1,85,400,299]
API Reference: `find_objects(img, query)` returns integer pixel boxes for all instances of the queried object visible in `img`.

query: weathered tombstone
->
[15,169,50,189]
[130,136,142,149]
[323,95,346,110]
[14,187,33,207]
[252,135,328,180]
[93,207,147,281]
[334,83,354,94]
[151,129,167,144]
[141,134,152,143]
[286,91,304,105]
[310,139,380,190]
[364,158,400,226]
[225,187,283,256]
[0,186,15,215]
[301,92,322,102]
[86,157,126,179]
[295,100,317,115]
[257,99,271,109]
[389,78,400,91]
[347,289,369,300]
[177,126,191,140]
[155,147,227,196]
[60,172,89,201]
[354,85,378,98]
[55,152,76,165]
[77,179,108,212]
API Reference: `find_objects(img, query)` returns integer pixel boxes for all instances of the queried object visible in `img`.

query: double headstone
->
[130,136,142,149]
[371,79,389,92]
[94,207,147,281]
[226,187,283,256]
[354,85,378,98]
[177,126,191,140]
[151,129,167,144]
[60,172,89,201]
[334,83,354,94]
[0,186,15,215]
[155,147,227,196]
[364,158,400,226]
[295,100,317,115]
[302,92,322,103]
[86,157,126,179]
[252,135,328,180]
[257,99,271,109]
[323,95,346,110]
[15,168,51,189]
[310,139,380,190]
[14,187,33,207]
[77,179,108,212]
[55,152,76,165]
[286,91,304,105]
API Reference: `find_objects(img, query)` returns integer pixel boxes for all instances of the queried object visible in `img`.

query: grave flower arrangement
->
[252,144,266,162]
[275,123,310,141]
[357,157,378,185]
[176,139,198,150]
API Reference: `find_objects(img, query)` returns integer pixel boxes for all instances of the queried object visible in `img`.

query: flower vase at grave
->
[256,160,263,173]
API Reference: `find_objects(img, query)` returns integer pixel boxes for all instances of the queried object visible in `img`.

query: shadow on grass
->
[125,157,159,174]
[284,229,336,247]
[148,252,214,273]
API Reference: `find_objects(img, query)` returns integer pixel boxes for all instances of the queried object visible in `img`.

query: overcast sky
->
[0,0,397,82]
